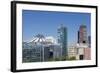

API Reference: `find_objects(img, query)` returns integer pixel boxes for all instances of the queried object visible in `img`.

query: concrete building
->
[75,44,91,60]
[68,45,77,58]
[68,43,91,60]
[43,44,62,61]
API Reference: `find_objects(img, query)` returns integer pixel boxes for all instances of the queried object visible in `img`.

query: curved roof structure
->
[29,34,57,45]
[30,34,46,44]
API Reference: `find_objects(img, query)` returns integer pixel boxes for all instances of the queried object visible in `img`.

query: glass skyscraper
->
[57,24,67,60]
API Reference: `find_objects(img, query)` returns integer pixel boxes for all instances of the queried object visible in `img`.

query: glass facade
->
[22,43,62,62]
[22,44,43,62]
[58,24,67,60]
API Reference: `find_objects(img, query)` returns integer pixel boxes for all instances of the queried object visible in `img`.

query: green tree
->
[69,56,76,60]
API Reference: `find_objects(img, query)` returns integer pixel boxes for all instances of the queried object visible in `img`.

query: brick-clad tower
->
[79,25,87,44]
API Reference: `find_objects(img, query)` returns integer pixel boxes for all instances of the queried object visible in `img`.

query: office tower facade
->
[88,36,91,48]
[77,31,79,43]
[78,25,87,44]
[58,24,67,60]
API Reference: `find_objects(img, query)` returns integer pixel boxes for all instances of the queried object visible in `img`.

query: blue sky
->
[22,10,91,45]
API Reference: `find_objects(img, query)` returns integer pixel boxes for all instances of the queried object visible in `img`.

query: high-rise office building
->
[78,25,87,44]
[58,24,67,60]
[77,31,79,43]
[88,36,91,48]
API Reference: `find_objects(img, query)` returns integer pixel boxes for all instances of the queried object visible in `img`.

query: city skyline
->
[22,10,91,46]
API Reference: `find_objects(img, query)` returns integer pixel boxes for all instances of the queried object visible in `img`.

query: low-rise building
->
[68,43,91,60]
[22,34,63,62]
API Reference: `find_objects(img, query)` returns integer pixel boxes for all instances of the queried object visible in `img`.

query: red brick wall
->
[84,48,91,60]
